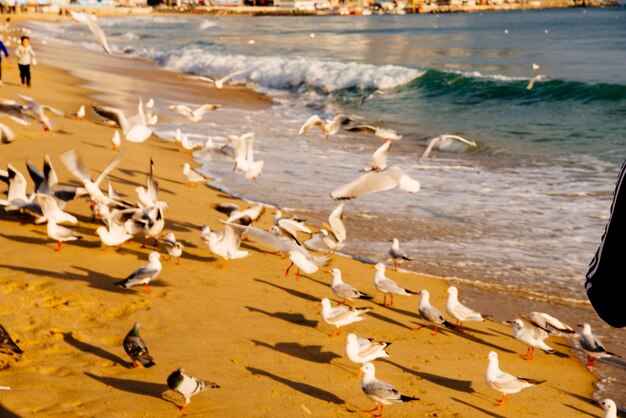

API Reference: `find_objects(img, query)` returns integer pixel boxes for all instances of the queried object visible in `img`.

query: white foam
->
[199,19,217,30]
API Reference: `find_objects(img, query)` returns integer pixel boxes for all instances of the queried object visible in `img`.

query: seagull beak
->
[324,270,332,274]
[503,320,514,325]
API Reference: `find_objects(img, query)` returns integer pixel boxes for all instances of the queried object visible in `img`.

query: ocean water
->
[29,8,625,400]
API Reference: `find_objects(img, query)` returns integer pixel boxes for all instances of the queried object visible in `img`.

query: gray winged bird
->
[123,322,155,368]
[116,252,162,293]
[485,351,545,406]
[167,367,220,411]
[388,238,412,271]
[578,322,620,366]
[329,268,373,305]
[92,101,152,142]
[416,289,455,336]
[360,362,418,417]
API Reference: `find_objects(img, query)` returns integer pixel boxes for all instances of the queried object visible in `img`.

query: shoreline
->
[0,17,618,417]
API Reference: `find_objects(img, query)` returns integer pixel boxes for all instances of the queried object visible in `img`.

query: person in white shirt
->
[15,36,35,87]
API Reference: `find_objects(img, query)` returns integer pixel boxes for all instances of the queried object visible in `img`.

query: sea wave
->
[154,47,423,92]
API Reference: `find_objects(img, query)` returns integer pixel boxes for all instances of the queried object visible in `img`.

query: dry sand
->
[0,23,603,417]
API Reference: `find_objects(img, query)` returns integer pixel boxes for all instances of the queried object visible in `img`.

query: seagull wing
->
[363,381,402,402]
[7,164,28,202]
[331,166,406,200]
[345,125,378,134]
[219,69,244,83]
[368,140,391,171]
[94,150,125,188]
[328,202,346,243]
[299,115,323,136]
[92,104,129,133]
[169,104,193,117]
[85,19,112,55]
[195,104,221,117]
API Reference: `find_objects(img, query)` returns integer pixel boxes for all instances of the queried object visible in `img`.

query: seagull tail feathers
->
[518,377,546,385]
[399,394,420,402]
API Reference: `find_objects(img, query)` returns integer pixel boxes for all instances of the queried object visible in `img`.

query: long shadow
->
[252,340,340,364]
[246,367,345,405]
[451,397,505,418]
[449,328,516,354]
[62,332,129,367]
[245,306,318,328]
[84,372,172,404]
[563,403,597,417]
[0,403,20,418]
[254,278,320,302]
[367,311,414,331]
[559,389,597,405]
[382,359,474,394]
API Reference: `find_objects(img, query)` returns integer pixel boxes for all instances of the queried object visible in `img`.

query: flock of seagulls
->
[0,17,620,417]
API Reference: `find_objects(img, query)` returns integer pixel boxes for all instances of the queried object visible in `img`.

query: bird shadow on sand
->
[563,403,597,417]
[246,367,345,405]
[450,397,505,418]
[450,327,516,354]
[253,278,320,303]
[251,340,340,364]
[84,372,175,405]
[0,403,20,418]
[382,359,474,394]
[367,311,414,331]
[245,306,318,329]
[61,333,129,368]
[559,389,597,405]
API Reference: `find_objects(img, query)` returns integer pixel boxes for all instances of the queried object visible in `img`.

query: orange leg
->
[432,324,438,336]
[394,261,398,271]
[329,328,341,337]
[143,283,152,294]
[495,394,509,407]
[175,257,180,266]
[284,261,294,277]
[414,325,425,332]
[54,241,62,252]
[295,268,301,281]
[522,346,534,361]
[587,355,595,366]
[389,294,394,306]
[362,405,380,413]
[164,254,172,261]
[373,405,384,418]
[220,259,229,270]
[381,294,387,306]
[131,360,139,369]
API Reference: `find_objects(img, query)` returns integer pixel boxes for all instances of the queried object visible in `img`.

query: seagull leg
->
[284,262,294,277]
[295,268,301,281]
[381,295,387,306]
[131,360,139,369]
[394,261,398,271]
[355,369,363,379]
[432,325,438,336]
[361,405,379,413]
[587,355,595,366]
[522,346,534,361]
[413,325,425,332]
[220,259,228,270]
[389,294,394,307]
[495,394,508,407]
[164,255,172,262]
[141,237,147,248]
[175,257,180,266]
[373,405,384,418]
[54,241,62,252]
[143,283,152,294]
[329,328,341,337]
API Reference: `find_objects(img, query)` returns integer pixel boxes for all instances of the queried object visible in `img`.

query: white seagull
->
[526,312,574,335]
[92,102,152,142]
[298,114,356,137]
[162,232,184,265]
[74,105,86,119]
[200,224,249,269]
[204,70,244,90]
[35,193,77,225]
[484,351,545,406]
[169,104,221,122]
[507,318,555,360]
[331,166,420,200]
[346,333,391,367]
[578,323,620,366]
[363,140,392,173]
[597,399,618,418]
[111,130,121,151]
[345,125,402,141]
[373,263,416,307]
[46,219,82,252]
[526,74,550,90]
[69,11,112,55]
[182,163,207,187]
[388,238,412,271]
[360,362,419,417]
[328,202,347,243]
[445,286,485,331]
[321,298,370,337]
[116,252,162,293]
[0,123,15,143]
[419,134,477,161]
[416,289,454,336]
[329,268,373,305]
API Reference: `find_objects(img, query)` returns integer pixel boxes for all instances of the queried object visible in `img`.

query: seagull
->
[445,286,485,331]
[0,123,15,143]
[345,125,402,141]
[162,232,184,265]
[69,11,112,55]
[388,238,411,271]
[531,63,540,71]
[321,298,370,337]
[215,202,264,226]
[26,155,79,210]
[274,210,312,245]
[360,362,419,417]
[346,333,391,368]
[145,98,154,109]
[123,322,155,368]
[167,368,220,411]
[331,166,420,200]
[200,224,249,269]
[7,94,65,131]
[597,399,618,418]
[507,318,555,360]
[0,324,23,356]
[46,219,82,252]
[111,130,121,151]
[304,229,345,254]
[419,135,477,161]
[526,312,574,334]
[36,193,77,225]
[360,90,386,106]
[0,164,40,216]
[485,351,545,406]
[329,268,373,305]
[362,140,392,173]
[327,202,347,243]
[203,70,244,90]
[416,289,454,336]
[373,263,416,307]
[298,114,356,137]
[96,210,135,248]
[92,102,152,142]
[74,105,85,119]
[182,163,206,187]
[578,323,620,366]
[116,252,162,293]
[169,104,221,122]
[239,133,264,181]
[526,74,550,90]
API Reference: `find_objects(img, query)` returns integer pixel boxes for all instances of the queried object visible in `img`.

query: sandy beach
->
[0,16,613,417]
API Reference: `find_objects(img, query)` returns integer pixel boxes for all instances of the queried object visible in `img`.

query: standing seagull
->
[74,105,86,119]
[360,362,419,418]
[388,238,412,271]
[346,333,391,369]
[373,263,416,307]
[321,298,370,337]
[69,11,112,55]
[484,351,545,406]
[445,286,485,331]
[416,289,454,336]
[123,322,155,368]
[161,232,184,265]
[507,318,555,360]
[182,163,207,187]
[329,268,373,305]
[116,252,162,293]
[46,219,82,252]
[200,224,249,269]
[0,324,23,356]
[578,323,620,366]
[167,368,220,411]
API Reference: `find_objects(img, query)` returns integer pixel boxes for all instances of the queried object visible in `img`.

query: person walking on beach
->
[0,37,9,86]
[15,36,35,87]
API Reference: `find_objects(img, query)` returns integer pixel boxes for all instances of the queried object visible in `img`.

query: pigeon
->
[167,368,220,411]
[329,268,373,305]
[373,263,415,307]
[360,362,419,417]
[388,238,411,271]
[161,232,183,265]
[123,322,155,368]
[485,351,545,406]
[116,252,162,293]
[0,324,23,356]
[445,286,485,331]
[416,289,455,336]
[578,323,620,366]
[507,318,555,360]
[321,298,370,337]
